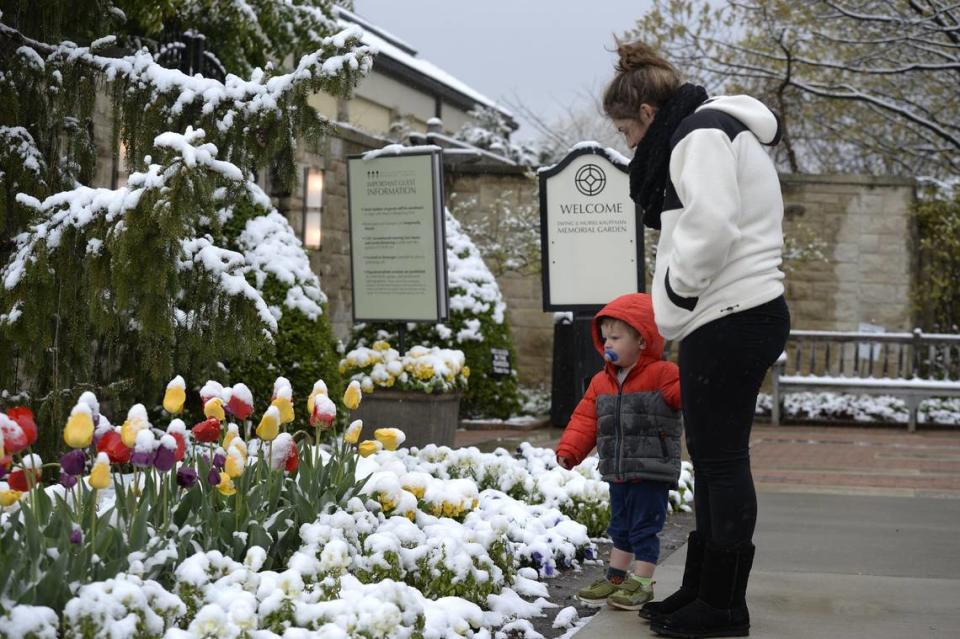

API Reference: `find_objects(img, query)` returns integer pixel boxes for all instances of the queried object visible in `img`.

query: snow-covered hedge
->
[757,392,960,425]
[350,210,521,418]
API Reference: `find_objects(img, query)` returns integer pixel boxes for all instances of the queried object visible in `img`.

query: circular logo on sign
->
[574,163,606,196]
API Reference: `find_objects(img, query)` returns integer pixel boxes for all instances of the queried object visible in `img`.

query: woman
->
[603,41,791,638]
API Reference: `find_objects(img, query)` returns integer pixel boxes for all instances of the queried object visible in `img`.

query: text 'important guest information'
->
[347,150,448,322]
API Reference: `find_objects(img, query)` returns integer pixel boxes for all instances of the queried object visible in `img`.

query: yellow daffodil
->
[204,397,226,422]
[163,376,186,414]
[358,440,382,458]
[63,405,95,449]
[256,406,280,442]
[374,428,405,452]
[271,397,294,424]
[88,453,111,490]
[0,490,23,507]
[217,473,236,496]
[372,340,391,352]
[343,380,362,411]
[344,420,363,445]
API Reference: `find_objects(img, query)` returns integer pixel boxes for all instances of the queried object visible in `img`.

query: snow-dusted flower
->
[204,397,226,422]
[374,428,405,451]
[344,419,363,445]
[163,375,186,414]
[343,380,362,410]
[256,406,280,441]
[88,452,111,490]
[63,402,94,449]
[311,394,336,429]
[358,440,382,458]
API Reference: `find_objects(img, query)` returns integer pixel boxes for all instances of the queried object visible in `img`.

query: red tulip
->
[8,468,39,492]
[96,431,132,464]
[227,384,254,421]
[0,415,28,455]
[192,417,221,443]
[171,432,187,462]
[6,407,37,448]
[285,445,299,473]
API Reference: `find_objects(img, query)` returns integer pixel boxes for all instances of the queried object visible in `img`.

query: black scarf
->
[628,83,709,230]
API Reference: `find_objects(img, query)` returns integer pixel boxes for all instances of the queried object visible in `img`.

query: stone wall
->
[443,172,552,388]
[780,174,917,331]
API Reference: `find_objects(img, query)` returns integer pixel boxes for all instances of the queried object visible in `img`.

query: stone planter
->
[352,391,462,449]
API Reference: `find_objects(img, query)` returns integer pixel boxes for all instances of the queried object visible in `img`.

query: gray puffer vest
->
[596,389,682,485]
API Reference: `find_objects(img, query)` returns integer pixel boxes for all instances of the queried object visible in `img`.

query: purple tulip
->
[69,525,83,545]
[130,450,156,468]
[544,562,556,577]
[60,450,86,476]
[207,467,220,486]
[212,452,226,470]
[59,472,78,489]
[154,446,176,472]
[1,465,8,480]
[531,551,543,567]
[176,466,199,489]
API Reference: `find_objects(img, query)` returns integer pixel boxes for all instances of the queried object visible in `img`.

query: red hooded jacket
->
[556,293,681,471]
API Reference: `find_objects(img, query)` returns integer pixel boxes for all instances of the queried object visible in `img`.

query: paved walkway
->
[454,422,960,638]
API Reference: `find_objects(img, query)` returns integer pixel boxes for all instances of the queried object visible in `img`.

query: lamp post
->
[303,167,323,250]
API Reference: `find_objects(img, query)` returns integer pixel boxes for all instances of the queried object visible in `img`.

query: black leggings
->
[679,296,790,547]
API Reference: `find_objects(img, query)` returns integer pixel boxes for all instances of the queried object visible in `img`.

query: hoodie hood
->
[697,95,782,146]
[592,293,665,371]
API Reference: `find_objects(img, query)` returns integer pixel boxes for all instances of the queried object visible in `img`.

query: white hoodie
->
[651,95,785,341]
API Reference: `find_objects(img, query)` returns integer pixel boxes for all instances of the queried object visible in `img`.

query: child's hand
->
[556,454,574,470]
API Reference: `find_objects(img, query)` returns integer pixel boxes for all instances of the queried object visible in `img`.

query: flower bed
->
[0,372,694,637]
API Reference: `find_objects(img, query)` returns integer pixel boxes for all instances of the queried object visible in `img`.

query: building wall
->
[443,172,552,388]
[780,174,917,332]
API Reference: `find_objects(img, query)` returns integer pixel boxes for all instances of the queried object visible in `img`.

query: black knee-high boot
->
[651,541,754,638]
[639,530,705,621]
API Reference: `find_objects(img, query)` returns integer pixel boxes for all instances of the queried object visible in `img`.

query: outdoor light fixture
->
[302,167,323,250]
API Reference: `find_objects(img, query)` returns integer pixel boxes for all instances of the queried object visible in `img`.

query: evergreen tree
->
[0,1,371,455]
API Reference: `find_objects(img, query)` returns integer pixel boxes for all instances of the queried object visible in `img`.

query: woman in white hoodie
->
[604,41,791,638]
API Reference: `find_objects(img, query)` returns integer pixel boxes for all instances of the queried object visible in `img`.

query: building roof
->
[335,6,516,129]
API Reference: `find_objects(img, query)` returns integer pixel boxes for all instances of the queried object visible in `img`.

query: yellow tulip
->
[217,473,236,496]
[163,377,186,414]
[344,420,363,445]
[374,428,405,452]
[225,452,245,478]
[358,440,382,458]
[204,397,226,422]
[120,418,145,448]
[89,456,111,490]
[343,381,362,411]
[222,427,238,451]
[0,490,22,507]
[307,380,328,415]
[64,408,95,449]
[256,407,280,442]
[271,397,294,424]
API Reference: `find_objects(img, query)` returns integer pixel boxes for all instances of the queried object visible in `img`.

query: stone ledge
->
[780,172,916,188]
[459,415,551,431]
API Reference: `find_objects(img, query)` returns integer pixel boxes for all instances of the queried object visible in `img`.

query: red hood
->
[592,293,664,370]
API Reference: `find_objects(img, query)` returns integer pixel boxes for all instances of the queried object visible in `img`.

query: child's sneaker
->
[576,577,623,606]
[607,575,654,610]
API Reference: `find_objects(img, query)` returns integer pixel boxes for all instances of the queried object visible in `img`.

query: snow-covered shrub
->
[757,392,960,426]
[0,605,59,639]
[349,210,521,419]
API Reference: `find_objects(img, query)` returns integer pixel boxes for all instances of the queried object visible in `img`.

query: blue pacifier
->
[604,349,619,363]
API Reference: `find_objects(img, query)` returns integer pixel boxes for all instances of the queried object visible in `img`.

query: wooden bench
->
[771,329,960,431]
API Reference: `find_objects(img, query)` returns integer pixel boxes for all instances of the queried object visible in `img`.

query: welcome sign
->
[539,144,643,310]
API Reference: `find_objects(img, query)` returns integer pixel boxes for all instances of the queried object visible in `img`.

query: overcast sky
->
[352,1,654,140]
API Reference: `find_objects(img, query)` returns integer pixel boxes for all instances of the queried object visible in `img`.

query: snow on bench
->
[771,329,960,431]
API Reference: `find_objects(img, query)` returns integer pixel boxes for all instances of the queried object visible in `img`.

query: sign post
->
[539,144,643,425]
[347,147,448,333]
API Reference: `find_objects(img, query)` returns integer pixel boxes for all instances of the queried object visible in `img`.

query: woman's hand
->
[556,454,575,470]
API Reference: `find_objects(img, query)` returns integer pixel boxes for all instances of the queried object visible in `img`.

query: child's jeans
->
[607,480,669,563]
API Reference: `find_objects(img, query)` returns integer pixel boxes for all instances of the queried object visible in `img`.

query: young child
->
[556,292,681,610]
